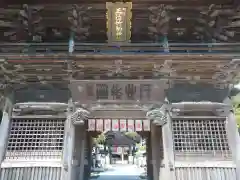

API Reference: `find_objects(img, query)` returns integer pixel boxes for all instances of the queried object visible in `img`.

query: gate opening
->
[83,117,161,180]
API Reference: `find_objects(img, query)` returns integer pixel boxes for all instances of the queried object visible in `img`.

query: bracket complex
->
[146,104,168,126]
[71,108,90,125]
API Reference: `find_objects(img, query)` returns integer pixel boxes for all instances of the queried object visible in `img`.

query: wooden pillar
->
[151,123,161,180]
[71,125,86,180]
[79,126,86,180]
[0,97,13,166]
[108,146,113,164]
[121,147,124,163]
[146,133,153,180]
[84,132,92,180]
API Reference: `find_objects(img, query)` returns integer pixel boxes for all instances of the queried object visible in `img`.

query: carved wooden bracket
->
[3,4,44,42]
[148,5,172,41]
[197,4,237,42]
[213,59,240,84]
[146,104,168,126]
[105,59,131,77]
[68,4,91,40]
[153,60,176,78]
[71,108,90,125]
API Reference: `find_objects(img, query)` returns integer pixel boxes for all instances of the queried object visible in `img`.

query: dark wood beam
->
[3,0,233,6]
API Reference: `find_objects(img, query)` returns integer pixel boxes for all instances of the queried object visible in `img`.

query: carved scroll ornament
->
[71,108,90,125]
[146,104,168,126]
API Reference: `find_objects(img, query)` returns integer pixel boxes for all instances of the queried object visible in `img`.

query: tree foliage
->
[124,132,138,139]
[93,133,105,145]
[232,94,240,125]
[124,132,141,143]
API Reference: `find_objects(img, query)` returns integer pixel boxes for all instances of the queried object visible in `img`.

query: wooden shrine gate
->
[67,79,166,180]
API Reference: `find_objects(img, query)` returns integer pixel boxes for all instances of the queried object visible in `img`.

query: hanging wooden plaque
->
[104,119,112,132]
[88,119,96,131]
[127,119,134,132]
[120,119,127,132]
[96,119,104,131]
[106,2,132,43]
[112,119,119,131]
[135,120,143,131]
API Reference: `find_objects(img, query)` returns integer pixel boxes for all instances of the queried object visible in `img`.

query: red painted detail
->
[88,119,150,132]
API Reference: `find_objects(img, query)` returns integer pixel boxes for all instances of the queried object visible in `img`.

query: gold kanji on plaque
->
[106,2,132,43]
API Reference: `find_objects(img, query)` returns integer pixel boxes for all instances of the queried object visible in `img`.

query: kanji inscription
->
[96,84,108,99]
[95,83,148,100]
[70,80,165,104]
[86,84,94,97]
[140,84,151,100]
[106,2,132,43]
[125,84,136,100]
[111,84,123,99]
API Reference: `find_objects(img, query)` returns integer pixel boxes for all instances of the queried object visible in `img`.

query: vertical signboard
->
[120,119,127,132]
[104,119,111,132]
[106,2,132,43]
[135,120,143,131]
[88,119,96,131]
[96,119,104,131]
[112,119,119,131]
[127,119,134,132]
[143,120,150,131]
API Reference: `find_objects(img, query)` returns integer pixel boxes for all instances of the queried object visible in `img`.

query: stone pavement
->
[90,164,145,180]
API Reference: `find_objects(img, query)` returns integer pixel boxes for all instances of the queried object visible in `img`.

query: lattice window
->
[172,119,231,157]
[5,118,65,160]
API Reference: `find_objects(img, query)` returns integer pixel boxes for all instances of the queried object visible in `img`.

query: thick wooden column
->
[151,123,162,180]
[146,133,153,180]
[0,97,13,166]
[73,125,86,180]
[146,134,153,180]
[84,132,92,180]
